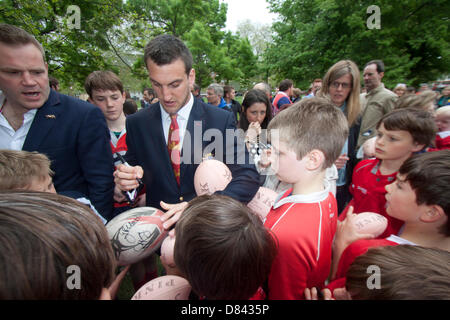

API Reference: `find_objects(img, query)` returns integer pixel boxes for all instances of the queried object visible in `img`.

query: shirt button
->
[179,196,184,202]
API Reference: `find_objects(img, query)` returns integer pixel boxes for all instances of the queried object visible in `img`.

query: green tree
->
[126,0,258,89]
[0,0,126,89]
[265,0,449,89]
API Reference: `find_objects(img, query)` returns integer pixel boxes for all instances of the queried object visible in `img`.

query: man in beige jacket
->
[357,60,397,149]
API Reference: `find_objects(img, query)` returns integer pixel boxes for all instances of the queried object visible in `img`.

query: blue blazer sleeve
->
[22,91,115,220]
[210,106,260,203]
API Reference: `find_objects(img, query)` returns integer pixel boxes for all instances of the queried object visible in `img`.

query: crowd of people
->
[0,23,449,300]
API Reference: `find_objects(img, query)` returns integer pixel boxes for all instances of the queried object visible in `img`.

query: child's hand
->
[160,201,188,230]
[334,206,375,262]
[335,154,350,170]
[108,265,130,300]
[304,287,334,300]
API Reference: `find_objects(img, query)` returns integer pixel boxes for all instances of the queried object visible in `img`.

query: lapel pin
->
[45,114,56,119]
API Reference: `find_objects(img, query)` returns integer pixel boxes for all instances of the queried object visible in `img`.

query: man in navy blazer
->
[0,24,114,219]
[114,34,260,229]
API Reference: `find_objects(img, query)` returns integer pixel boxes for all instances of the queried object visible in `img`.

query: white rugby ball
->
[106,207,168,266]
[194,159,232,196]
[131,275,191,300]
[247,187,278,221]
[352,212,388,238]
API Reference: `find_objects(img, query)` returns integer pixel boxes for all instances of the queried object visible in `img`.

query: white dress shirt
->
[160,93,194,150]
[0,93,37,150]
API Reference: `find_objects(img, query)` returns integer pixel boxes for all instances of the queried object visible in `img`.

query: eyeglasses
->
[331,81,351,89]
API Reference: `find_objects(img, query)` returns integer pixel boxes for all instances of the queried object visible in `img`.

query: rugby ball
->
[194,159,232,196]
[352,212,388,238]
[247,187,278,221]
[160,234,176,269]
[131,275,191,300]
[106,207,168,266]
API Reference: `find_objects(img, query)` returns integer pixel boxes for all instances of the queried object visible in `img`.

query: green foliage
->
[0,0,259,92]
[265,0,450,89]
[0,0,125,89]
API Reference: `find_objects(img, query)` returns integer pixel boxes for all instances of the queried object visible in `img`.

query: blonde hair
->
[436,105,450,117]
[318,60,361,127]
[0,150,53,190]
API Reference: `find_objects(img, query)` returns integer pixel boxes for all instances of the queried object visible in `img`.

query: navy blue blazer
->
[22,89,115,219]
[124,98,260,209]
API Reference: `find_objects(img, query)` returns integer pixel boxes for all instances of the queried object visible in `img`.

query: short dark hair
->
[346,245,450,300]
[0,23,45,60]
[399,150,450,236]
[123,99,138,116]
[223,85,234,98]
[0,191,116,299]
[239,89,272,131]
[143,88,154,95]
[84,70,124,97]
[174,195,277,300]
[365,60,385,73]
[279,79,293,92]
[49,76,59,89]
[377,108,437,148]
[144,34,193,74]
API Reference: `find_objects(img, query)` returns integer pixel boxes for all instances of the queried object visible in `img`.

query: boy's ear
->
[87,97,93,104]
[419,205,445,223]
[411,142,426,153]
[305,149,325,170]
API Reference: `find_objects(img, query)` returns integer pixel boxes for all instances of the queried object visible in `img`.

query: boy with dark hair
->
[346,245,450,300]
[224,85,242,123]
[85,70,137,215]
[340,108,437,238]
[272,79,293,115]
[264,97,349,299]
[174,194,277,300]
[307,245,450,300]
[85,71,127,169]
[0,191,116,299]
[328,150,450,293]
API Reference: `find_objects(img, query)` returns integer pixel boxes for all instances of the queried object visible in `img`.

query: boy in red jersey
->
[324,150,450,297]
[85,71,151,290]
[264,97,349,299]
[84,71,146,215]
[339,108,436,238]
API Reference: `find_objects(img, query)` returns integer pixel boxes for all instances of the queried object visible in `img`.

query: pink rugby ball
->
[106,207,168,266]
[352,212,388,238]
[194,159,232,196]
[131,275,191,300]
[247,187,278,221]
[160,234,176,269]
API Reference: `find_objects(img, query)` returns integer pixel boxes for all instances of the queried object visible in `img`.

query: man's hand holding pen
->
[113,163,144,203]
